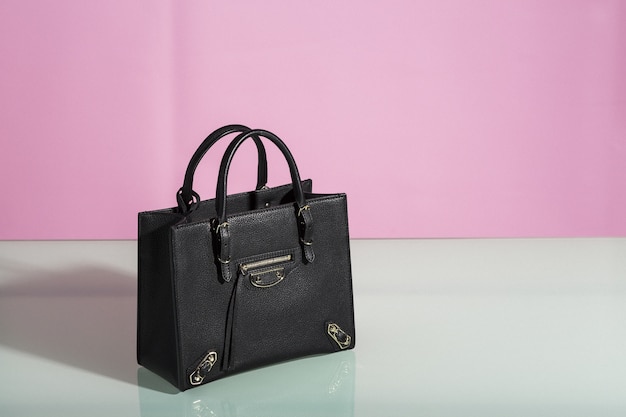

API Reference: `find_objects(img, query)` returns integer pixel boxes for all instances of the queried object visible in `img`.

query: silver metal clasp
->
[189,351,218,386]
[327,323,352,350]
[249,267,285,288]
[239,254,293,288]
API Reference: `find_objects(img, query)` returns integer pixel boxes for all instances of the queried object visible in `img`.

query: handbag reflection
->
[137,125,355,391]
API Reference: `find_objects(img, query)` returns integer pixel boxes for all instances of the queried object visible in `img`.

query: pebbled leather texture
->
[137,126,355,391]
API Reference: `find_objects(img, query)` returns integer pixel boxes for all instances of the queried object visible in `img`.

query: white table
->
[1,239,625,416]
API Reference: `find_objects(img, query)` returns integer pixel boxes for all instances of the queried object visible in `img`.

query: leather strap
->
[177,125,268,213]
[298,205,315,263]
[216,222,232,282]
[214,129,314,265]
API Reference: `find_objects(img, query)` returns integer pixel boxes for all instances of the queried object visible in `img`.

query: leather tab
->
[215,221,232,282]
[177,189,200,214]
[298,205,315,263]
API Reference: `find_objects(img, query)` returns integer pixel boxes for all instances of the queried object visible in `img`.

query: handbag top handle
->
[177,124,268,213]
[213,129,315,282]
[215,129,307,222]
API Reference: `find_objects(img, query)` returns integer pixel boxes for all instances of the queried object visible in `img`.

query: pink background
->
[1,0,625,240]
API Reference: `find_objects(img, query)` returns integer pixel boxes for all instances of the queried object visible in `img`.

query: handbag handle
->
[215,129,307,222]
[213,129,315,280]
[177,124,268,213]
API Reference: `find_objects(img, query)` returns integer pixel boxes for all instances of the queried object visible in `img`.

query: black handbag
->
[137,125,355,391]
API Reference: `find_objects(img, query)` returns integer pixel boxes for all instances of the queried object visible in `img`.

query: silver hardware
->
[250,267,285,288]
[300,237,313,246]
[327,323,351,350]
[217,256,230,264]
[189,351,218,386]
[239,254,292,275]
[214,221,229,233]
[297,204,311,217]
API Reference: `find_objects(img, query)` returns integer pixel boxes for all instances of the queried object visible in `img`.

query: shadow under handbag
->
[137,126,355,391]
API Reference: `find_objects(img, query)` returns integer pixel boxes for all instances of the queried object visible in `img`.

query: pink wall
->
[1,0,625,239]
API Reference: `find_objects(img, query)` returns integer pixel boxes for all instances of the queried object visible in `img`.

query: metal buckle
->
[297,204,310,217]
[213,221,229,233]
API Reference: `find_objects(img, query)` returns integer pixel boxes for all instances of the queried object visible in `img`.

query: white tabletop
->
[1,238,625,416]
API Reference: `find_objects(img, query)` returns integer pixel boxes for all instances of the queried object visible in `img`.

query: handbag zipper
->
[239,254,292,275]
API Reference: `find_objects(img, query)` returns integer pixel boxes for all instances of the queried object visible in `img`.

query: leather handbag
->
[137,125,355,391]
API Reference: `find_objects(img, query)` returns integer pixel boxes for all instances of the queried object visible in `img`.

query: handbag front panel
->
[228,194,354,371]
[170,193,355,389]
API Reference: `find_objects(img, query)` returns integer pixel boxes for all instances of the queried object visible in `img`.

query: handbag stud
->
[189,351,218,386]
[327,322,351,350]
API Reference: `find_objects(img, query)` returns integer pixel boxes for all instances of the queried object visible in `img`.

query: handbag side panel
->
[137,210,183,388]
[170,220,233,390]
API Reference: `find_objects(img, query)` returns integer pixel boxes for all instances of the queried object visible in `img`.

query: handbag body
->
[137,126,355,390]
